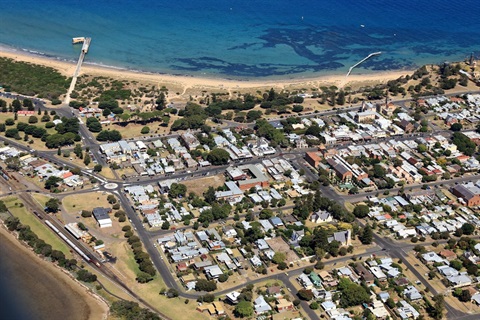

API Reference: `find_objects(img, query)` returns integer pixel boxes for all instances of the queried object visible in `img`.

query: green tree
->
[207,148,230,165]
[461,223,475,235]
[360,225,374,244]
[76,269,97,282]
[86,117,102,132]
[431,294,445,320]
[450,123,463,131]
[83,153,91,166]
[93,164,103,172]
[168,183,187,198]
[353,204,370,218]
[73,144,83,158]
[203,186,216,204]
[45,198,60,212]
[45,176,62,190]
[195,279,217,292]
[297,289,314,300]
[234,301,254,318]
[459,289,472,302]
[272,252,286,264]
[161,221,170,230]
[28,116,38,124]
[141,126,150,134]
[337,278,371,307]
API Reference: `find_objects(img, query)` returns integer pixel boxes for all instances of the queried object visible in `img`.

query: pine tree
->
[360,225,373,244]
[83,153,91,166]
[313,190,322,211]
[74,144,83,158]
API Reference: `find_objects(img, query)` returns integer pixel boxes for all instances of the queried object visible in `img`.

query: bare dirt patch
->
[266,236,300,263]
[182,174,225,195]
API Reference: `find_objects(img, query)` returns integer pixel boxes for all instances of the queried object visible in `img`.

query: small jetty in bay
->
[346,51,382,77]
[64,37,91,105]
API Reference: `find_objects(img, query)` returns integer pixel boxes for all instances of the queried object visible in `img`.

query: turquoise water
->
[0,0,479,78]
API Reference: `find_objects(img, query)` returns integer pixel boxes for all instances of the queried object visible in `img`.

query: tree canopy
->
[207,148,230,165]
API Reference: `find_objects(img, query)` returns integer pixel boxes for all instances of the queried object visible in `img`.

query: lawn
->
[62,192,113,214]
[98,167,117,180]
[31,193,53,207]
[3,196,72,257]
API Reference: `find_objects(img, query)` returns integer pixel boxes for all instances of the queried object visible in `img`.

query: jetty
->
[346,51,382,77]
[64,37,91,105]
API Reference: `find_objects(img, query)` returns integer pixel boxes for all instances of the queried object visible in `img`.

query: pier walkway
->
[64,37,91,105]
[346,51,381,77]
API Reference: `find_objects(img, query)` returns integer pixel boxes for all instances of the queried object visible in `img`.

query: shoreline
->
[0,224,109,320]
[0,45,413,92]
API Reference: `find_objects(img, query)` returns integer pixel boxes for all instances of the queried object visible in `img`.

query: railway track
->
[0,172,171,319]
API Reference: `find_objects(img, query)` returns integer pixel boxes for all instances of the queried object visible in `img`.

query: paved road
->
[5,89,480,319]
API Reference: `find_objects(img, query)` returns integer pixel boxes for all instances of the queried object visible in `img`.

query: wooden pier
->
[64,37,91,105]
[346,51,382,77]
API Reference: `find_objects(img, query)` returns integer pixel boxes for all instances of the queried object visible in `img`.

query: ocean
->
[0,0,479,79]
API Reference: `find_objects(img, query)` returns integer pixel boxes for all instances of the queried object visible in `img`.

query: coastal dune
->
[0,226,109,320]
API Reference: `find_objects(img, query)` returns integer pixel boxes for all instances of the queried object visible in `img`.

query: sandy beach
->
[0,225,109,320]
[0,46,411,94]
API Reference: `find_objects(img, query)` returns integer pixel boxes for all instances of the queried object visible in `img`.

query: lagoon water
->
[0,0,480,79]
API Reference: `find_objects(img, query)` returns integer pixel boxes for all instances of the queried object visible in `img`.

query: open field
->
[3,196,72,256]
[182,174,225,195]
[108,240,208,320]
[63,191,113,214]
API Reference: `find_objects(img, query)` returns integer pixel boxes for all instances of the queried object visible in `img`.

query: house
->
[369,299,389,319]
[226,291,241,304]
[269,217,284,228]
[421,252,445,264]
[297,273,314,289]
[397,300,420,319]
[176,262,188,272]
[92,207,112,228]
[439,250,457,261]
[267,286,281,296]
[223,225,238,238]
[370,266,387,281]
[276,299,294,312]
[404,286,422,301]
[311,211,332,224]
[212,302,225,315]
[398,119,414,133]
[180,131,200,150]
[448,274,472,288]
[355,263,375,285]
[309,272,322,287]
[321,301,336,312]
[254,296,272,314]
[328,230,352,246]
